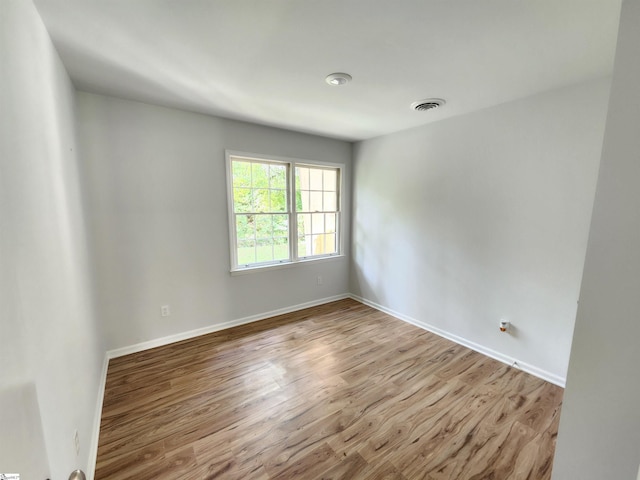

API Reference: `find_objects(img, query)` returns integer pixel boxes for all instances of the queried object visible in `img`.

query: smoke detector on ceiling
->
[411,98,446,111]
[325,73,352,86]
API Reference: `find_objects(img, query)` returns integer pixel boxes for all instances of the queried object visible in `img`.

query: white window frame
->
[226,150,344,273]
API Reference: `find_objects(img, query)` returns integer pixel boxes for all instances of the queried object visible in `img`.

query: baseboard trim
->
[107,294,351,359]
[349,294,566,387]
[87,352,109,480]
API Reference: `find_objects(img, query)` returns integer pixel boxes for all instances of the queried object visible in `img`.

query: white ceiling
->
[33,0,621,142]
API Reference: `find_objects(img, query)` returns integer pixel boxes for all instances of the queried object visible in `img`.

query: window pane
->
[310,191,322,211]
[256,238,274,263]
[298,190,310,212]
[296,167,310,191]
[236,215,255,239]
[239,213,291,264]
[312,234,336,255]
[253,189,270,212]
[297,214,311,257]
[273,214,288,237]
[270,189,287,212]
[298,214,311,237]
[255,214,272,238]
[323,169,337,191]
[312,213,325,234]
[273,237,289,261]
[309,168,323,190]
[270,164,287,189]
[237,239,256,265]
[232,162,251,187]
[326,213,336,233]
[323,233,337,254]
[252,163,269,188]
[233,188,252,213]
[323,192,337,211]
[298,236,308,257]
[295,188,303,211]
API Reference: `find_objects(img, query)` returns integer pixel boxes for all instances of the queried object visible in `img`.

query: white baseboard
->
[87,353,109,480]
[349,294,566,387]
[107,294,350,359]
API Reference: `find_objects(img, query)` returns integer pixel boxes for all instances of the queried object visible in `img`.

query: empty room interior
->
[2,0,640,479]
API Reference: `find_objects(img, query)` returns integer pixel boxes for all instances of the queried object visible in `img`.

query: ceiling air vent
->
[411,98,446,111]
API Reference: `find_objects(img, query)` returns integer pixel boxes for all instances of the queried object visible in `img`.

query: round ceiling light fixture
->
[411,98,446,111]
[325,72,352,86]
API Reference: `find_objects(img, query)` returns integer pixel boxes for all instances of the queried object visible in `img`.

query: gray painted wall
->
[0,0,104,477]
[77,92,352,351]
[350,78,611,383]
[553,0,640,477]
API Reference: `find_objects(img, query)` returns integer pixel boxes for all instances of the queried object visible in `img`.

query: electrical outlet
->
[74,429,80,456]
[317,275,323,285]
[161,305,171,317]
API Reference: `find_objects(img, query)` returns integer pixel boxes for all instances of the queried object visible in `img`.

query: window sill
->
[230,254,346,276]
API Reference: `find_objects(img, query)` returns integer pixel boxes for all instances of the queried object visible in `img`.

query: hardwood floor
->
[95,299,563,479]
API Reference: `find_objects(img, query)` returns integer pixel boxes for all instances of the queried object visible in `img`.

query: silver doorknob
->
[69,470,86,480]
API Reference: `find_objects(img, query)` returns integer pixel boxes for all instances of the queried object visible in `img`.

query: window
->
[226,152,342,271]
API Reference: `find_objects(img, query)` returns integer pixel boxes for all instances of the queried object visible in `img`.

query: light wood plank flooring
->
[95,299,563,479]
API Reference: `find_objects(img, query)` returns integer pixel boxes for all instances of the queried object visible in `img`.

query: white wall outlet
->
[73,429,80,456]
[161,305,171,317]
[317,275,323,285]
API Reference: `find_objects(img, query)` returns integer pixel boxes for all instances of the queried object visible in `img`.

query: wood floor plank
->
[95,298,563,479]
[267,442,341,480]
[94,439,165,480]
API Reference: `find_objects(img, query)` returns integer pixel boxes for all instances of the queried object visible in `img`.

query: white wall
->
[77,92,352,351]
[350,78,611,383]
[0,0,104,478]
[0,384,48,480]
[552,1,640,478]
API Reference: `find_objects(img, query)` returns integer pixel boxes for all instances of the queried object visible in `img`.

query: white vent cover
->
[411,98,446,111]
